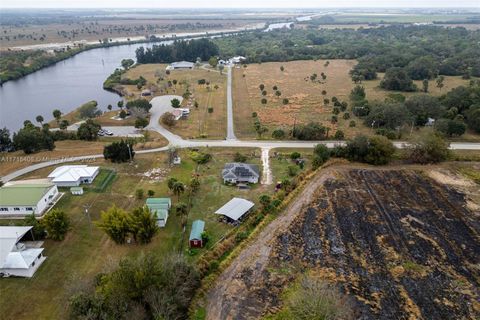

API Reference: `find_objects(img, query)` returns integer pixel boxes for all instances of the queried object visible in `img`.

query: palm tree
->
[172,182,185,201]
[167,177,178,193]
[35,115,44,125]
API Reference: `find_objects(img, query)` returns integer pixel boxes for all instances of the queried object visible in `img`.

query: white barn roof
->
[48,165,98,183]
[215,197,254,221]
[0,226,32,268]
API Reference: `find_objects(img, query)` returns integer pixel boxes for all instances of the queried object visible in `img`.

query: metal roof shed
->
[215,198,254,222]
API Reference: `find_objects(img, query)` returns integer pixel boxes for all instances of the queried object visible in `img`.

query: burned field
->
[208,169,480,319]
[273,169,480,319]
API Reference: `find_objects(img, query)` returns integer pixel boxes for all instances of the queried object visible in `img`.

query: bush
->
[208,107,214,113]
[282,98,289,105]
[134,117,149,129]
[287,276,353,320]
[161,112,176,127]
[380,67,417,92]
[287,165,298,177]
[343,112,350,120]
[290,152,301,160]
[261,98,267,104]
[334,130,345,139]
[104,139,135,163]
[349,120,356,127]
[135,188,144,199]
[345,135,395,165]
[272,128,286,139]
[407,133,450,164]
[69,253,199,320]
[312,144,330,169]
[234,152,247,163]
[42,209,70,241]
[78,101,101,119]
[77,119,101,141]
[434,119,466,137]
[171,98,181,108]
[292,122,327,140]
[364,102,411,130]
[126,99,152,112]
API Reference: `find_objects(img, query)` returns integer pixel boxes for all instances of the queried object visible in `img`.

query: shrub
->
[171,98,181,108]
[272,128,286,139]
[282,98,289,105]
[234,152,247,163]
[332,107,340,115]
[343,112,350,120]
[287,165,298,177]
[261,98,267,104]
[345,135,395,165]
[292,122,327,140]
[407,132,450,164]
[312,144,330,169]
[77,119,101,141]
[349,120,356,127]
[287,276,353,320]
[126,99,152,112]
[42,209,70,241]
[334,130,345,139]
[252,112,258,118]
[147,190,155,197]
[208,107,214,113]
[134,117,149,129]
[104,139,135,163]
[434,119,466,137]
[161,112,176,127]
[135,188,144,199]
[290,152,301,160]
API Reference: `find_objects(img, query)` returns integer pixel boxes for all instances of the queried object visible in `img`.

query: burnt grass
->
[238,169,480,319]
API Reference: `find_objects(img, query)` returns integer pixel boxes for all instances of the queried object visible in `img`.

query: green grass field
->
[0,147,283,320]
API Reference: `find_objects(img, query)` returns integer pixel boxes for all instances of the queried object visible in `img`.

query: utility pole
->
[127,143,133,162]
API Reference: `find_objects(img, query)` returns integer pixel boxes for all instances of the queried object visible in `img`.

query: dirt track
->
[205,168,480,319]
[206,169,337,320]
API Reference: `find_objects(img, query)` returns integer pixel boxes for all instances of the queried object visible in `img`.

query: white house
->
[229,56,246,64]
[0,226,46,278]
[48,165,99,187]
[166,61,195,70]
[222,163,260,184]
[0,181,59,217]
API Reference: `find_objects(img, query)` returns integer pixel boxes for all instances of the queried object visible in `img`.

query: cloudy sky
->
[2,0,479,8]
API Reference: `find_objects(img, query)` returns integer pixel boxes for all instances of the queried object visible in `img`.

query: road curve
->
[2,94,480,183]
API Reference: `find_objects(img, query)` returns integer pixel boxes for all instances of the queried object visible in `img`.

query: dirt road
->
[205,168,336,320]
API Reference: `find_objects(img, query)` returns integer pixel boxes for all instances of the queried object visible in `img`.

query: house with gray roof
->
[222,163,259,184]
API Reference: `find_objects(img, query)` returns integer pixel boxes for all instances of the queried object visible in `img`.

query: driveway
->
[147,95,185,144]
[101,126,143,138]
[226,66,237,140]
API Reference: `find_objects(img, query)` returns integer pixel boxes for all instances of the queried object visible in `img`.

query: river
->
[0,20,306,133]
[0,42,158,132]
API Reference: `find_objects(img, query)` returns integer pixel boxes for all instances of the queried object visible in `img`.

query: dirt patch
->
[428,169,476,187]
[206,168,480,319]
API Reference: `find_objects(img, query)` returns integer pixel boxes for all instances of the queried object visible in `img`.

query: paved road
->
[226,66,237,140]
[2,93,480,183]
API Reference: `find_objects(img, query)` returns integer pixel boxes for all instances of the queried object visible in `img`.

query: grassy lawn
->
[0,133,168,177]
[234,60,475,140]
[0,147,278,320]
[123,64,227,139]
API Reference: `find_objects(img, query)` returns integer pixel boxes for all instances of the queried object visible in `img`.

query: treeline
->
[0,47,86,84]
[135,38,219,63]
[350,81,480,138]
[214,25,480,80]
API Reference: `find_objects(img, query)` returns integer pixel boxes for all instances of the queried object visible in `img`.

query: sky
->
[1,0,479,8]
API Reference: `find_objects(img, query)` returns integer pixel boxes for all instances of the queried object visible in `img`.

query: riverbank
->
[0,25,264,85]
